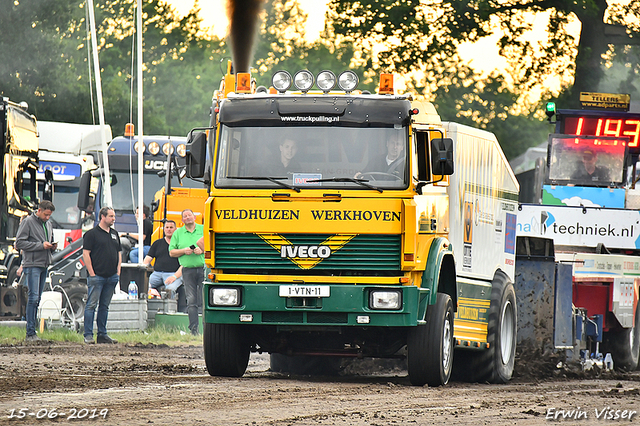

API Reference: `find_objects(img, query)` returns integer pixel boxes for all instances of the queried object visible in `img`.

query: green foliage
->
[327,0,640,157]
[427,65,552,159]
[0,0,372,138]
[0,325,201,346]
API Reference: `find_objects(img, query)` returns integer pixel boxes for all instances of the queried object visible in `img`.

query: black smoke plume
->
[226,0,264,73]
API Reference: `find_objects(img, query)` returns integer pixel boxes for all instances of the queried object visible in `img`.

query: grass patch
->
[0,325,202,346]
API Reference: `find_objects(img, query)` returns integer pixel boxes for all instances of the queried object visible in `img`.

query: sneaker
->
[84,336,95,344]
[25,334,41,342]
[96,334,118,344]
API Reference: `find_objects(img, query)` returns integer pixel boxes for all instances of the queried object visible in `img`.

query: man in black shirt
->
[83,207,121,344]
[143,220,183,297]
[571,149,611,183]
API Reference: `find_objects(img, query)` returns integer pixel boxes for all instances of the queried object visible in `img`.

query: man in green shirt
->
[169,209,204,335]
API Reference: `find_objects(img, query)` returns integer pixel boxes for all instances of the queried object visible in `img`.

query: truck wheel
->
[203,323,250,377]
[602,305,640,371]
[452,272,517,383]
[407,292,454,386]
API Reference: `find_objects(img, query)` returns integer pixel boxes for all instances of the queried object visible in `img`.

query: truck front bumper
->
[203,282,430,327]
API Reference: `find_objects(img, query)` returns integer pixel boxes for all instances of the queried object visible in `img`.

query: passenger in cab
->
[355,134,405,179]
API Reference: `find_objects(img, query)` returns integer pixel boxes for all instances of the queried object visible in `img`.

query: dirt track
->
[1,341,639,425]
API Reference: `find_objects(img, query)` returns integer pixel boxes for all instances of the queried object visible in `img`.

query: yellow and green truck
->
[186,70,520,386]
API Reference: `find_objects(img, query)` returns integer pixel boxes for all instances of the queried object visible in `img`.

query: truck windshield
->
[547,134,627,186]
[50,184,81,228]
[215,126,409,190]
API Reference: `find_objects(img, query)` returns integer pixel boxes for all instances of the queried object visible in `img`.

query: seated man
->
[355,134,405,179]
[263,138,301,177]
[121,205,153,263]
[143,220,182,298]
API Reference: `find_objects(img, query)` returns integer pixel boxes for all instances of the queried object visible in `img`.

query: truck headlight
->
[211,288,240,306]
[369,290,401,310]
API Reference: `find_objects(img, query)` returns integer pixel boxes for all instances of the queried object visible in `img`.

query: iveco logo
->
[280,245,331,259]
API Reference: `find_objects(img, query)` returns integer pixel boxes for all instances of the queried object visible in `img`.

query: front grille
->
[215,233,401,271]
[262,312,303,323]
[307,312,348,324]
[261,311,348,324]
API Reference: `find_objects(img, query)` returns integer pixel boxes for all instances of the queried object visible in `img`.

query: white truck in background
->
[37,121,111,246]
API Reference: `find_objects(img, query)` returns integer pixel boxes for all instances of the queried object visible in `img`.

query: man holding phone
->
[169,209,204,335]
[15,200,57,342]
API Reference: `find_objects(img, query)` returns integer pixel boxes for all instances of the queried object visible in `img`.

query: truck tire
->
[407,292,454,386]
[203,323,250,377]
[452,272,517,383]
[602,305,640,371]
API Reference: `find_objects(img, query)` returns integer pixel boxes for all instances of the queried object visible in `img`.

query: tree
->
[328,0,640,107]
[251,0,375,92]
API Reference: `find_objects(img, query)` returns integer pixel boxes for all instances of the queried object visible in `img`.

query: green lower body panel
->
[204,283,429,327]
[154,313,202,331]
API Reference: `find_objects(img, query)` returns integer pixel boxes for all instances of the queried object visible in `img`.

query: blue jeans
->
[24,267,47,336]
[129,246,150,263]
[84,274,119,338]
[182,267,203,334]
[149,271,183,297]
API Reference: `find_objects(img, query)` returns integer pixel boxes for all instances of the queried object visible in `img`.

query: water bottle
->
[128,281,138,300]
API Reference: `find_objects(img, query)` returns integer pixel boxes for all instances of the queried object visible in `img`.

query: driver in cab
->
[355,135,405,179]
[571,149,610,183]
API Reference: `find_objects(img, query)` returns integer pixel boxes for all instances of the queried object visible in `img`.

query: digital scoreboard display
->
[558,110,640,155]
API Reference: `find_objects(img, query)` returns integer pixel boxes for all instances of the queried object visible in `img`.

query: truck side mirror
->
[186,131,207,179]
[77,171,92,211]
[431,138,454,176]
[42,169,54,202]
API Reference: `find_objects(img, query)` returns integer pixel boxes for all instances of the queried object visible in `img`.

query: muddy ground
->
[0,341,639,425]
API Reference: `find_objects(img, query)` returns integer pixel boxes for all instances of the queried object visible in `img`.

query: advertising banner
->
[516,204,640,249]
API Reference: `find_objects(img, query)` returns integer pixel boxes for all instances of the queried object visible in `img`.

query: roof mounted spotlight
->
[294,70,314,93]
[162,142,174,156]
[148,141,160,155]
[316,70,337,93]
[133,141,145,154]
[338,71,359,93]
[272,71,292,93]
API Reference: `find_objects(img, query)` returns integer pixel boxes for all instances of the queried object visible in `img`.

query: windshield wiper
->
[228,176,300,193]
[306,177,383,193]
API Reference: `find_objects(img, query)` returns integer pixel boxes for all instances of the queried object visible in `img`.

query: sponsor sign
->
[516,204,640,249]
[579,92,630,111]
[293,173,322,186]
[504,213,516,255]
[36,161,82,181]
